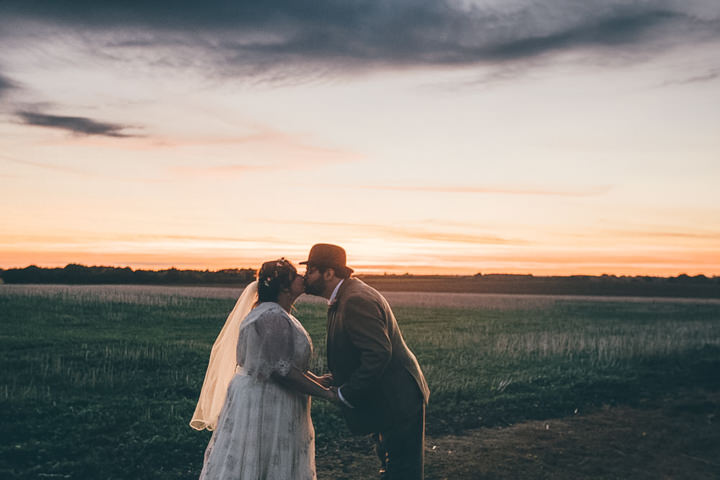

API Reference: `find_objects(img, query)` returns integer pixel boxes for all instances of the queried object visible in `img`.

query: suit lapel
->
[326,279,351,372]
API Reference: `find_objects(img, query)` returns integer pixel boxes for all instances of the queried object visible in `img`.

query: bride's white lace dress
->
[199,302,316,480]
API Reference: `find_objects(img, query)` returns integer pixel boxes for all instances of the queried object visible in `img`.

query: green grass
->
[1,287,719,479]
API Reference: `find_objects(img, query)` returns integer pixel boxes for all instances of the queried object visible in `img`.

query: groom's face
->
[304,265,326,296]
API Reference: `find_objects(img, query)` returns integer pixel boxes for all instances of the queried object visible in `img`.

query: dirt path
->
[317,391,720,479]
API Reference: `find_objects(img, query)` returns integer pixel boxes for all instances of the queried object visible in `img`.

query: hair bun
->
[256,258,297,303]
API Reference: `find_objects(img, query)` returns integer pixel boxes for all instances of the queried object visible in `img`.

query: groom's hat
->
[300,243,354,275]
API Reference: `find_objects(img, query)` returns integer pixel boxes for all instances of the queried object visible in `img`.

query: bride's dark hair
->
[256,258,298,304]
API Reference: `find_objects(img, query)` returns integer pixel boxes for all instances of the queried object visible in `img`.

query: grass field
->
[1,284,719,479]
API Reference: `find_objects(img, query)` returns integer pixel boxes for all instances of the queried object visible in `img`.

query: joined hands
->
[315,373,334,388]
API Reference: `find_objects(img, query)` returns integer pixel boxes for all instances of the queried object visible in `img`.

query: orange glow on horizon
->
[2,222,720,278]
[1,249,718,277]
[3,223,713,277]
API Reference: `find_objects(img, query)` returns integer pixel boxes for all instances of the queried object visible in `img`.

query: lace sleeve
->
[241,309,295,379]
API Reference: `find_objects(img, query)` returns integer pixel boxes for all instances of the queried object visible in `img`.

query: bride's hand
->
[316,373,334,388]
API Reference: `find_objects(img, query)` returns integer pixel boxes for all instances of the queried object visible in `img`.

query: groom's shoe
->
[374,433,390,479]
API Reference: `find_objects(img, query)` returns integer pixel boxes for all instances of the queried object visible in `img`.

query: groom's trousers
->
[374,402,425,480]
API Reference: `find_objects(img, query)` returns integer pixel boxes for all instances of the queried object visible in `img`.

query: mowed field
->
[1,284,719,479]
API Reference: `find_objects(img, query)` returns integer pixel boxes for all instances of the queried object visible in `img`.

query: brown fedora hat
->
[300,243,354,274]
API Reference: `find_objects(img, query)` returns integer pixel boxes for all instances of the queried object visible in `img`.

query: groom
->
[302,243,430,480]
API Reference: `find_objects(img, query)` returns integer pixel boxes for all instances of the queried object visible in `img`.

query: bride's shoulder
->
[246,302,290,325]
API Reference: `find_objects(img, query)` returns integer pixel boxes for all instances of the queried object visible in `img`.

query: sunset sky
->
[1,1,719,275]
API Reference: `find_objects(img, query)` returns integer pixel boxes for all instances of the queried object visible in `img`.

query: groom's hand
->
[328,386,342,405]
[316,373,334,388]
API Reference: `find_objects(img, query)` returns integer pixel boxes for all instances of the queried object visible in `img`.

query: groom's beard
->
[304,276,325,296]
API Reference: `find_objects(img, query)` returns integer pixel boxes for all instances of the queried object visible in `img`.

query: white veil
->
[190,281,258,431]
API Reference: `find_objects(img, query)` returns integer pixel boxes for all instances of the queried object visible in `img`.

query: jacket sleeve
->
[339,295,392,406]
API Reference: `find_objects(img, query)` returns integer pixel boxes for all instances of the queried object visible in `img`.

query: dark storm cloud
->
[16,111,138,137]
[474,10,682,61]
[0,1,717,71]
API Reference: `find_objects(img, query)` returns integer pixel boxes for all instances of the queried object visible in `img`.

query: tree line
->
[363,272,720,298]
[0,264,256,285]
[0,265,718,295]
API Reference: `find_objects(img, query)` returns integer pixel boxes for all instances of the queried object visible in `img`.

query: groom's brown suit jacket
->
[327,278,430,434]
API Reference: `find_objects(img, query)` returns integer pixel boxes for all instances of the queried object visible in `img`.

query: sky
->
[1,1,719,275]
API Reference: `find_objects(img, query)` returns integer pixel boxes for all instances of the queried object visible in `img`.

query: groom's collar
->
[328,279,344,306]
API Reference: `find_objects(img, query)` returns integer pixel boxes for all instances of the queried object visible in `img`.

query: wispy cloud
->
[170,163,268,177]
[274,218,523,245]
[167,126,361,176]
[0,154,91,176]
[15,111,140,138]
[598,227,720,242]
[0,232,284,246]
[0,73,16,98]
[0,154,166,183]
[386,228,521,245]
[361,184,611,197]
[456,249,720,267]
[1,1,717,79]
[660,68,720,86]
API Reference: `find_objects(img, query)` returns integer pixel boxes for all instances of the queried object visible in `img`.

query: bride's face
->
[289,273,306,298]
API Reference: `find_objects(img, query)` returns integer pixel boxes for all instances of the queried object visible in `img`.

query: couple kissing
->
[191,243,430,480]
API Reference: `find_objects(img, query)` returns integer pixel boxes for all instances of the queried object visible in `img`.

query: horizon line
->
[1,263,718,279]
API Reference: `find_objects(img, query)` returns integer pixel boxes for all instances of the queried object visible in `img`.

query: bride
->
[190,259,336,479]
